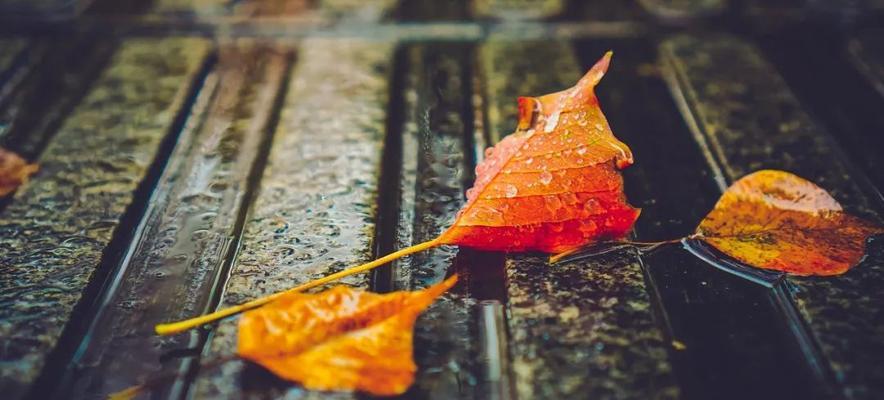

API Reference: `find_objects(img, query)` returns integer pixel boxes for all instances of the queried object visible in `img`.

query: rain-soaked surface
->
[0,37,210,399]
[1,1,884,400]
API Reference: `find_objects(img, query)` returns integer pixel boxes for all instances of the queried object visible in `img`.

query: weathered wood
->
[190,38,393,399]
[478,40,678,400]
[0,37,210,399]
[56,45,290,399]
[661,33,884,399]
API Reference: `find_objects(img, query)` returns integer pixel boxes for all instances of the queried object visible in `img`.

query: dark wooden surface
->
[0,1,883,399]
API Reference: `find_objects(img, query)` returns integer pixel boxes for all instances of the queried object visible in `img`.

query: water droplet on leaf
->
[539,171,553,185]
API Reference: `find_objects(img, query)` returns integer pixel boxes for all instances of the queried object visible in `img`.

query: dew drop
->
[544,194,562,213]
[525,157,534,165]
[539,171,553,185]
[504,184,518,198]
[579,220,598,234]
[544,110,561,133]
[584,198,601,214]
[577,147,587,156]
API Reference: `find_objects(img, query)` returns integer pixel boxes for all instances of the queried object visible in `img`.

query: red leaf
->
[438,52,638,253]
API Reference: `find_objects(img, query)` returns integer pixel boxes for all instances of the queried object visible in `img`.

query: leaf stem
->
[155,238,443,336]
[548,237,685,264]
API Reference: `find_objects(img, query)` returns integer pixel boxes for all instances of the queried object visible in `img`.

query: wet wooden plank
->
[392,43,483,399]
[190,38,393,399]
[0,37,210,399]
[55,45,290,399]
[661,33,884,399]
[478,39,678,400]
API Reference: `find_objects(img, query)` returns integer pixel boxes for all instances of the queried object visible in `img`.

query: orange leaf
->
[437,52,639,253]
[237,275,458,396]
[0,147,38,197]
[696,170,884,276]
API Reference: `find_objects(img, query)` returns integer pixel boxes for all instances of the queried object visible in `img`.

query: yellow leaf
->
[696,170,883,276]
[237,275,458,396]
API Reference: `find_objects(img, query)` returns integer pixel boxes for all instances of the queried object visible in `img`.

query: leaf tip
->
[431,274,459,295]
